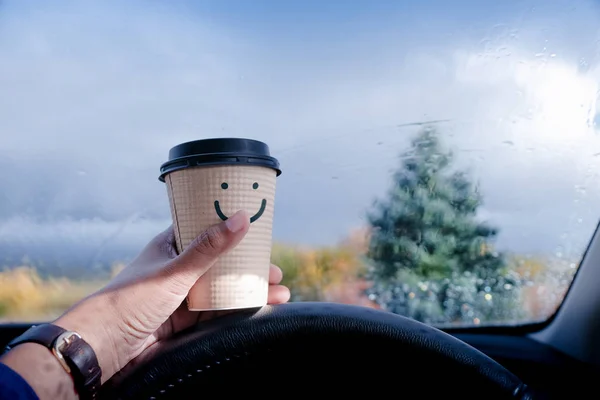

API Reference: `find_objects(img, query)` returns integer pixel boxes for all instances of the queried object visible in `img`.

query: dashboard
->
[453,333,598,399]
[1,324,597,399]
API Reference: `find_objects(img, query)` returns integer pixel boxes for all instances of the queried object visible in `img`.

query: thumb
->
[166,210,250,287]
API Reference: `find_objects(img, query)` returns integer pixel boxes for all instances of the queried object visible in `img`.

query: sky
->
[0,0,600,274]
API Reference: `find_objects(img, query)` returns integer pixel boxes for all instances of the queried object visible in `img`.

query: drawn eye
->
[252,182,259,190]
[221,182,228,190]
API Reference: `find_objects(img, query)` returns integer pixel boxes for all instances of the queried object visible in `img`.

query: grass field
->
[0,242,574,324]
[0,267,107,321]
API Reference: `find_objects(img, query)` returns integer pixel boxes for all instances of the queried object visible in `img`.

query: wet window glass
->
[0,0,598,326]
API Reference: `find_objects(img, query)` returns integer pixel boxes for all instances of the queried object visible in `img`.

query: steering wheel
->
[100,302,532,399]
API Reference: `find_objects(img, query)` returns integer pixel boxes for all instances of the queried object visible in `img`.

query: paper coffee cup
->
[159,138,281,311]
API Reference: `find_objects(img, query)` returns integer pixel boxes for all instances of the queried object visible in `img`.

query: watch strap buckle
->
[51,331,82,374]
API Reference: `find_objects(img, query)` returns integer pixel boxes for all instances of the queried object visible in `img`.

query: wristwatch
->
[4,323,102,399]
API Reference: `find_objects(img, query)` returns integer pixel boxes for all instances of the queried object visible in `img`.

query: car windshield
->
[1,0,598,327]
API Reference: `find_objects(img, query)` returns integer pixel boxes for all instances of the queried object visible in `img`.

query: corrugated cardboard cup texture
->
[165,165,277,311]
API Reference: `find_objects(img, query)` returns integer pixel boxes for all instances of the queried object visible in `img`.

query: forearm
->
[0,343,78,400]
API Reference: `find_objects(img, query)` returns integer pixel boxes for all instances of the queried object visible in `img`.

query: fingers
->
[269,264,283,285]
[134,225,178,261]
[156,225,178,259]
[165,210,250,288]
[267,285,291,304]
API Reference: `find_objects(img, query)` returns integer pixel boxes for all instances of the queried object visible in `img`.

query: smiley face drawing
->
[214,181,267,223]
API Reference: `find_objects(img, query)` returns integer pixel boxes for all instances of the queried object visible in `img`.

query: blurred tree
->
[366,127,521,325]
[507,255,577,322]
[272,242,369,304]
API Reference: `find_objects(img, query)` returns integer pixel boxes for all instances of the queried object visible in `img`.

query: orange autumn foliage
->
[272,227,378,308]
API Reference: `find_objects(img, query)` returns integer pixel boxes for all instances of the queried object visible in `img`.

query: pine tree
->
[366,127,521,325]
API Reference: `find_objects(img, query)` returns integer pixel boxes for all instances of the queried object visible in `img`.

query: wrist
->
[1,343,79,400]
[3,322,104,399]
[54,294,120,383]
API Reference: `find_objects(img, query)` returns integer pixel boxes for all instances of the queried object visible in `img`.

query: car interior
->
[1,1,600,399]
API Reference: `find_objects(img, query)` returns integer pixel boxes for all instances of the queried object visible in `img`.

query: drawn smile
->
[214,199,267,223]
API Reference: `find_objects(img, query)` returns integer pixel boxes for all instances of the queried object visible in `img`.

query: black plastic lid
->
[159,138,281,182]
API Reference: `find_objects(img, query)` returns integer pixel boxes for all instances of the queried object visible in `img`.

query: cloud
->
[0,215,169,278]
[0,0,599,274]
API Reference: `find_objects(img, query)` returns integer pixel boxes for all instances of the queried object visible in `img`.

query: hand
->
[54,210,290,383]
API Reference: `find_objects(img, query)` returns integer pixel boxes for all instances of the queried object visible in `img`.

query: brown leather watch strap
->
[4,323,65,351]
[5,323,102,399]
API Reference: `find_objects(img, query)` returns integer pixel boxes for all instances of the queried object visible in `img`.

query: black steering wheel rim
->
[101,302,531,399]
